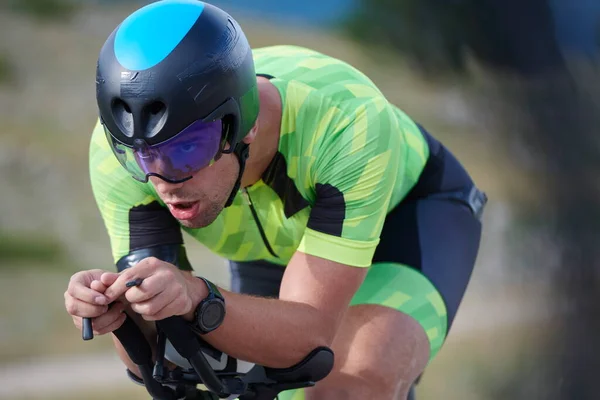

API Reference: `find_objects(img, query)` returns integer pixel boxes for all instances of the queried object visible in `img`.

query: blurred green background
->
[1,0,598,399]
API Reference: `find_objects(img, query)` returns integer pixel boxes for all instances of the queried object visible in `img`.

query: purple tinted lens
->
[104,125,147,180]
[134,119,223,181]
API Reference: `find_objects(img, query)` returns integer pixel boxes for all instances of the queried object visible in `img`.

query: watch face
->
[201,300,225,330]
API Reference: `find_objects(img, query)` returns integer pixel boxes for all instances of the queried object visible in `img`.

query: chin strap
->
[224,143,250,208]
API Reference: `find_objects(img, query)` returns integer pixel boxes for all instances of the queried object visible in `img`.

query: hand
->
[65,269,127,335]
[103,257,205,321]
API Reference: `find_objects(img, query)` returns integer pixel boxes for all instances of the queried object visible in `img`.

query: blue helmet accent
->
[114,0,205,71]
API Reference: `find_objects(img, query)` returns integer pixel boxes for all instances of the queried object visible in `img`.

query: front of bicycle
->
[90,312,333,400]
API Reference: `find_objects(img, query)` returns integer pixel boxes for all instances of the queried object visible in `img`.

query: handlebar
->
[95,312,334,400]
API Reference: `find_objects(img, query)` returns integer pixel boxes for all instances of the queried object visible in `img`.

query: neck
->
[240,77,282,188]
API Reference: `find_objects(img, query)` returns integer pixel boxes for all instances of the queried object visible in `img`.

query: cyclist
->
[64,1,487,399]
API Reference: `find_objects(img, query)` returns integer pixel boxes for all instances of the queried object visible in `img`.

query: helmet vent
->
[148,101,165,116]
[112,98,134,137]
[145,101,167,137]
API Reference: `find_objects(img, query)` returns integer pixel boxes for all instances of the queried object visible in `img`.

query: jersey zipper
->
[241,188,279,259]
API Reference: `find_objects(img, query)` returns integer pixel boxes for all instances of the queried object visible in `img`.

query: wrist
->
[183,275,209,322]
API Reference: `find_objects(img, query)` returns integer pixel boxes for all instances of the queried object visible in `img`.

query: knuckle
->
[162,269,175,279]
[120,270,133,282]
[70,271,84,283]
[66,301,78,315]
[146,257,160,268]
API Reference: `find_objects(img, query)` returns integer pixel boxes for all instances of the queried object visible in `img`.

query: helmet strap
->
[224,142,250,208]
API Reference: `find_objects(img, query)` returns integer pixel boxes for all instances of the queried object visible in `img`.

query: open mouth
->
[167,201,201,221]
[171,202,195,210]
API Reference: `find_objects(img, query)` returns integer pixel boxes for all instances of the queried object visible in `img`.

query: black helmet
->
[96,0,258,200]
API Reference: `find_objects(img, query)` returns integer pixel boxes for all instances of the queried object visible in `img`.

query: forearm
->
[191,287,334,369]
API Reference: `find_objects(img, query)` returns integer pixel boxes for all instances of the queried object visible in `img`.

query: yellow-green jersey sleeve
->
[297,99,401,267]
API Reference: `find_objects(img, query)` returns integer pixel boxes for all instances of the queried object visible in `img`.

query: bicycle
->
[83,313,334,399]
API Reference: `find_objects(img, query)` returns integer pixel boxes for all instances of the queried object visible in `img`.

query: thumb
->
[100,272,120,287]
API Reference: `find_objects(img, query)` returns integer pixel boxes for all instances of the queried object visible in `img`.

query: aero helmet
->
[96,0,259,205]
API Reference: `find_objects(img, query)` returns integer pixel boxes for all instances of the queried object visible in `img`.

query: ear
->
[242,119,259,144]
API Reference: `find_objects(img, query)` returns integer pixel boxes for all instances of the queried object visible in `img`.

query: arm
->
[192,99,402,367]
[184,251,368,368]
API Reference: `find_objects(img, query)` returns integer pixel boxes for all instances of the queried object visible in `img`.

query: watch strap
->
[197,276,224,301]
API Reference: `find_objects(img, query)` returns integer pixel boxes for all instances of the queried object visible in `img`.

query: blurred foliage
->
[0,53,16,85]
[4,0,80,22]
[0,233,66,268]
[343,0,466,75]
[343,0,563,77]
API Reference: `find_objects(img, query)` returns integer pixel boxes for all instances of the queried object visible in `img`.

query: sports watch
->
[191,277,226,334]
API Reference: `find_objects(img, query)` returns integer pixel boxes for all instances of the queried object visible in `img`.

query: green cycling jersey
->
[89,45,429,268]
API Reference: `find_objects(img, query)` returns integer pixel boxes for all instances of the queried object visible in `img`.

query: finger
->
[92,302,126,330]
[131,289,175,320]
[103,262,156,302]
[67,283,107,306]
[147,295,192,321]
[124,275,164,304]
[65,297,108,318]
[100,272,120,287]
[70,269,112,288]
[103,275,134,303]
[95,312,127,335]
[90,280,107,293]
[93,303,127,333]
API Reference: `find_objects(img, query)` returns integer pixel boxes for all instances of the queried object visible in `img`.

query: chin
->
[180,201,224,229]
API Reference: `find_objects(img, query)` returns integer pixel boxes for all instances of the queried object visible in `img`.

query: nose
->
[151,176,184,196]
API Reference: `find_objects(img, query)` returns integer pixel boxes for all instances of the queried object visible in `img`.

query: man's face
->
[150,151,239,229]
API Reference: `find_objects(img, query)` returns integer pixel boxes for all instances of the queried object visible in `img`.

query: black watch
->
[191,277,226,334]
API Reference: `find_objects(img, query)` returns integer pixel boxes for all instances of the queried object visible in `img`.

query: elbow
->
[308,328,333,352]
[295,314,337,363]
[316,319,337,349]
[313,309,342,349]
[269,309,338,369]
[281,331,331,369]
